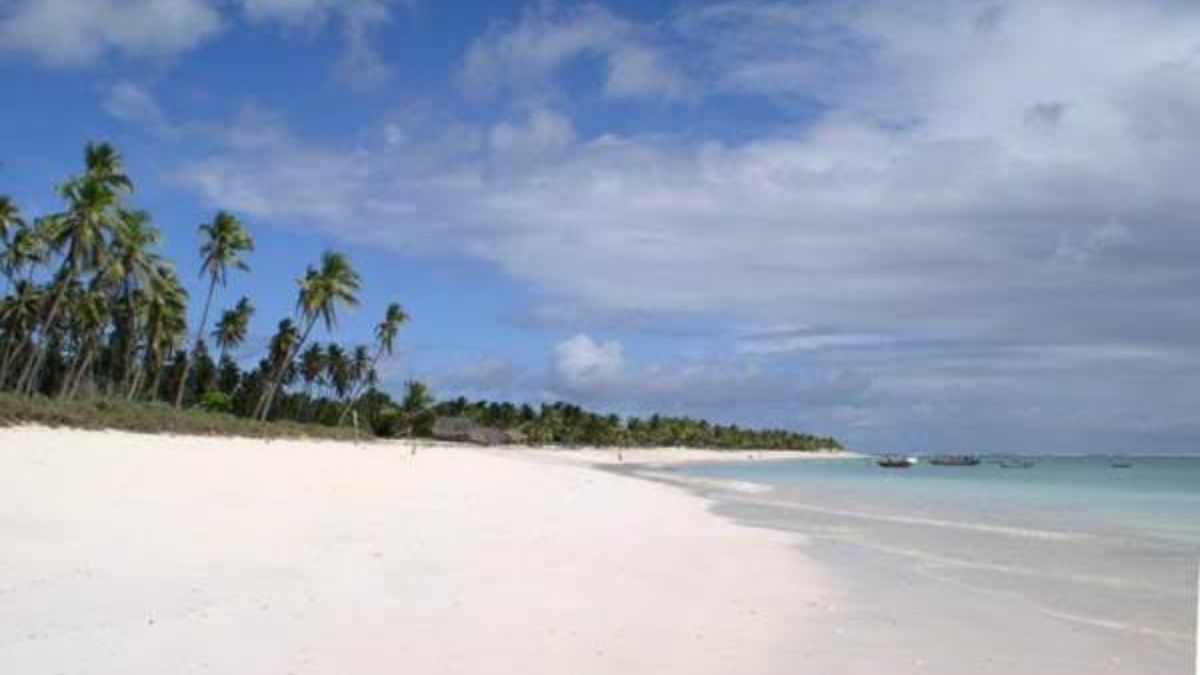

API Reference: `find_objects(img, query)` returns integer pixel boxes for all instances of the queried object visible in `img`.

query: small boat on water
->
[998,459,1036,469]
[1110,460,1133,469]
[877,455,918,468]
[928,454,982,466]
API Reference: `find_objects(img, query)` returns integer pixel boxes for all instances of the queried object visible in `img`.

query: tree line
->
[0,142,840,451]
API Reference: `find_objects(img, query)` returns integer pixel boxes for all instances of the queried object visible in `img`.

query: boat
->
[877,455,918,468]
[928,454,982,466]
[998,459,1035,469]
[1110,460,1133,469]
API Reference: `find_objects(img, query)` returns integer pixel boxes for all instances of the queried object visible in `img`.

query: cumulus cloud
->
[553,334,625,390]
[0,0,220,66]
[460,3,692,101]
[0,0,406,83]
[172,0,1200,450]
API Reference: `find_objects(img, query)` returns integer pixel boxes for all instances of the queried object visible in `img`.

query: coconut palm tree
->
[17,144,130,394]
[1,222,50,288]
[59,286,110,399]
[139,265,188,401]
[325,343,352,401]
[101,210,163,397]
[255,250,359,421]
[212,297,254,361]
[175,211,253,408]
[0,196,21,241]
[0,281,41,388]
[0,197,25,295]
[255,318,301,418]
[338,302,407,424]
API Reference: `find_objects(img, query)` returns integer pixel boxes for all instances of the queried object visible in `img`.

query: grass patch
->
[0,393,360,442]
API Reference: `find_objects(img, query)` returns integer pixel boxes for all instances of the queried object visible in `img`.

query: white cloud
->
[0,0,406,83]
[172,0,1200,449]
[489,108,576,159]
[0,0,220,66]
[238,0,408,88]
[101,82,170,133]
[460,3,692,101]
[176,106,370,224]
[553,334,624,390]
[738,325,893,355]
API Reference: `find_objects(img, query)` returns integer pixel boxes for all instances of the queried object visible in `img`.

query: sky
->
[1,0,1199,454]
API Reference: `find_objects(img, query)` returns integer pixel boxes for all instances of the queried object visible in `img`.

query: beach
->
[680,456,1200,675]
[0,427,834,675]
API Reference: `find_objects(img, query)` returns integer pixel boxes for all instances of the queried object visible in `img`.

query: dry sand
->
[0,427,834,674]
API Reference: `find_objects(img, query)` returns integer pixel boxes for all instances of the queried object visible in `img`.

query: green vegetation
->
[0,392,355,441]
[0,142,840,451]
[428,398,841,450]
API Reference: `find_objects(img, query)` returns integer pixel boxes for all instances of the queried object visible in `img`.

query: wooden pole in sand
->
[1192,559,1199,675]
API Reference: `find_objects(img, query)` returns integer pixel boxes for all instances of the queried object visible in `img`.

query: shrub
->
[197,391,233,414]
[371,405,406,438]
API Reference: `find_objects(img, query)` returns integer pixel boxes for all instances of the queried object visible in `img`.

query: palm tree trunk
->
[147,354,165,402]
[65,341,97,400]
[127,363,145,401]
[58,341,84,398]
[175,279,216,409]
[17,274,70,395]
[337,346,384,425]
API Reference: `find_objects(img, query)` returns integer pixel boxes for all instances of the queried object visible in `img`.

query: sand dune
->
[0,427,831,674]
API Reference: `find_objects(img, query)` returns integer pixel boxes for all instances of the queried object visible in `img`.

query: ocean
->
[663,455,1200,674]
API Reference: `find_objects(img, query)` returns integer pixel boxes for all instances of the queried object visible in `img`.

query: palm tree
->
[103,210,162,397]
[138,266,188,401]
[17,143,131,394]
[0,281,41,388]
[255,250,359,420]
[1,222,49,287]
[350,345,373,392]
[0,196,21,241]
[212,297,254,361]
[255,318,301,418]
[337,302,407,424]
[325,343,351,400]
[59,286,110,399]
[298,342,327,420]
[175,211,253,408]
[0,197,25,295]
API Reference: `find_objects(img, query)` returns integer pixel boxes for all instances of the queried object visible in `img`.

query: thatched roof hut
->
[431,417,513,446]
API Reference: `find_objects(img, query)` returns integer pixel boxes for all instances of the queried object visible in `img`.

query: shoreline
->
[0,426,837,675]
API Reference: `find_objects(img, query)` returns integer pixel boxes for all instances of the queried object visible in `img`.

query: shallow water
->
[672,456,1200,674]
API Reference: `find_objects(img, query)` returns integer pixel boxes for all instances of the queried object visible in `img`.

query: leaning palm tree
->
[212,297,254,361]
[16,148,129,394]
[255,318,300,418]
[175,211,253,408]
[337,302,407,424]
[254,250,360,421]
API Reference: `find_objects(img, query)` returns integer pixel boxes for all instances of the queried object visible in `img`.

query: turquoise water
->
[672,456,1200,674]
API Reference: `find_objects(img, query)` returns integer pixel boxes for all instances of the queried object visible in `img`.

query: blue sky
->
[2,0,1200,453]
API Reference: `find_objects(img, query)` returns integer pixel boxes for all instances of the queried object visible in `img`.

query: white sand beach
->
[0,427,833,675]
